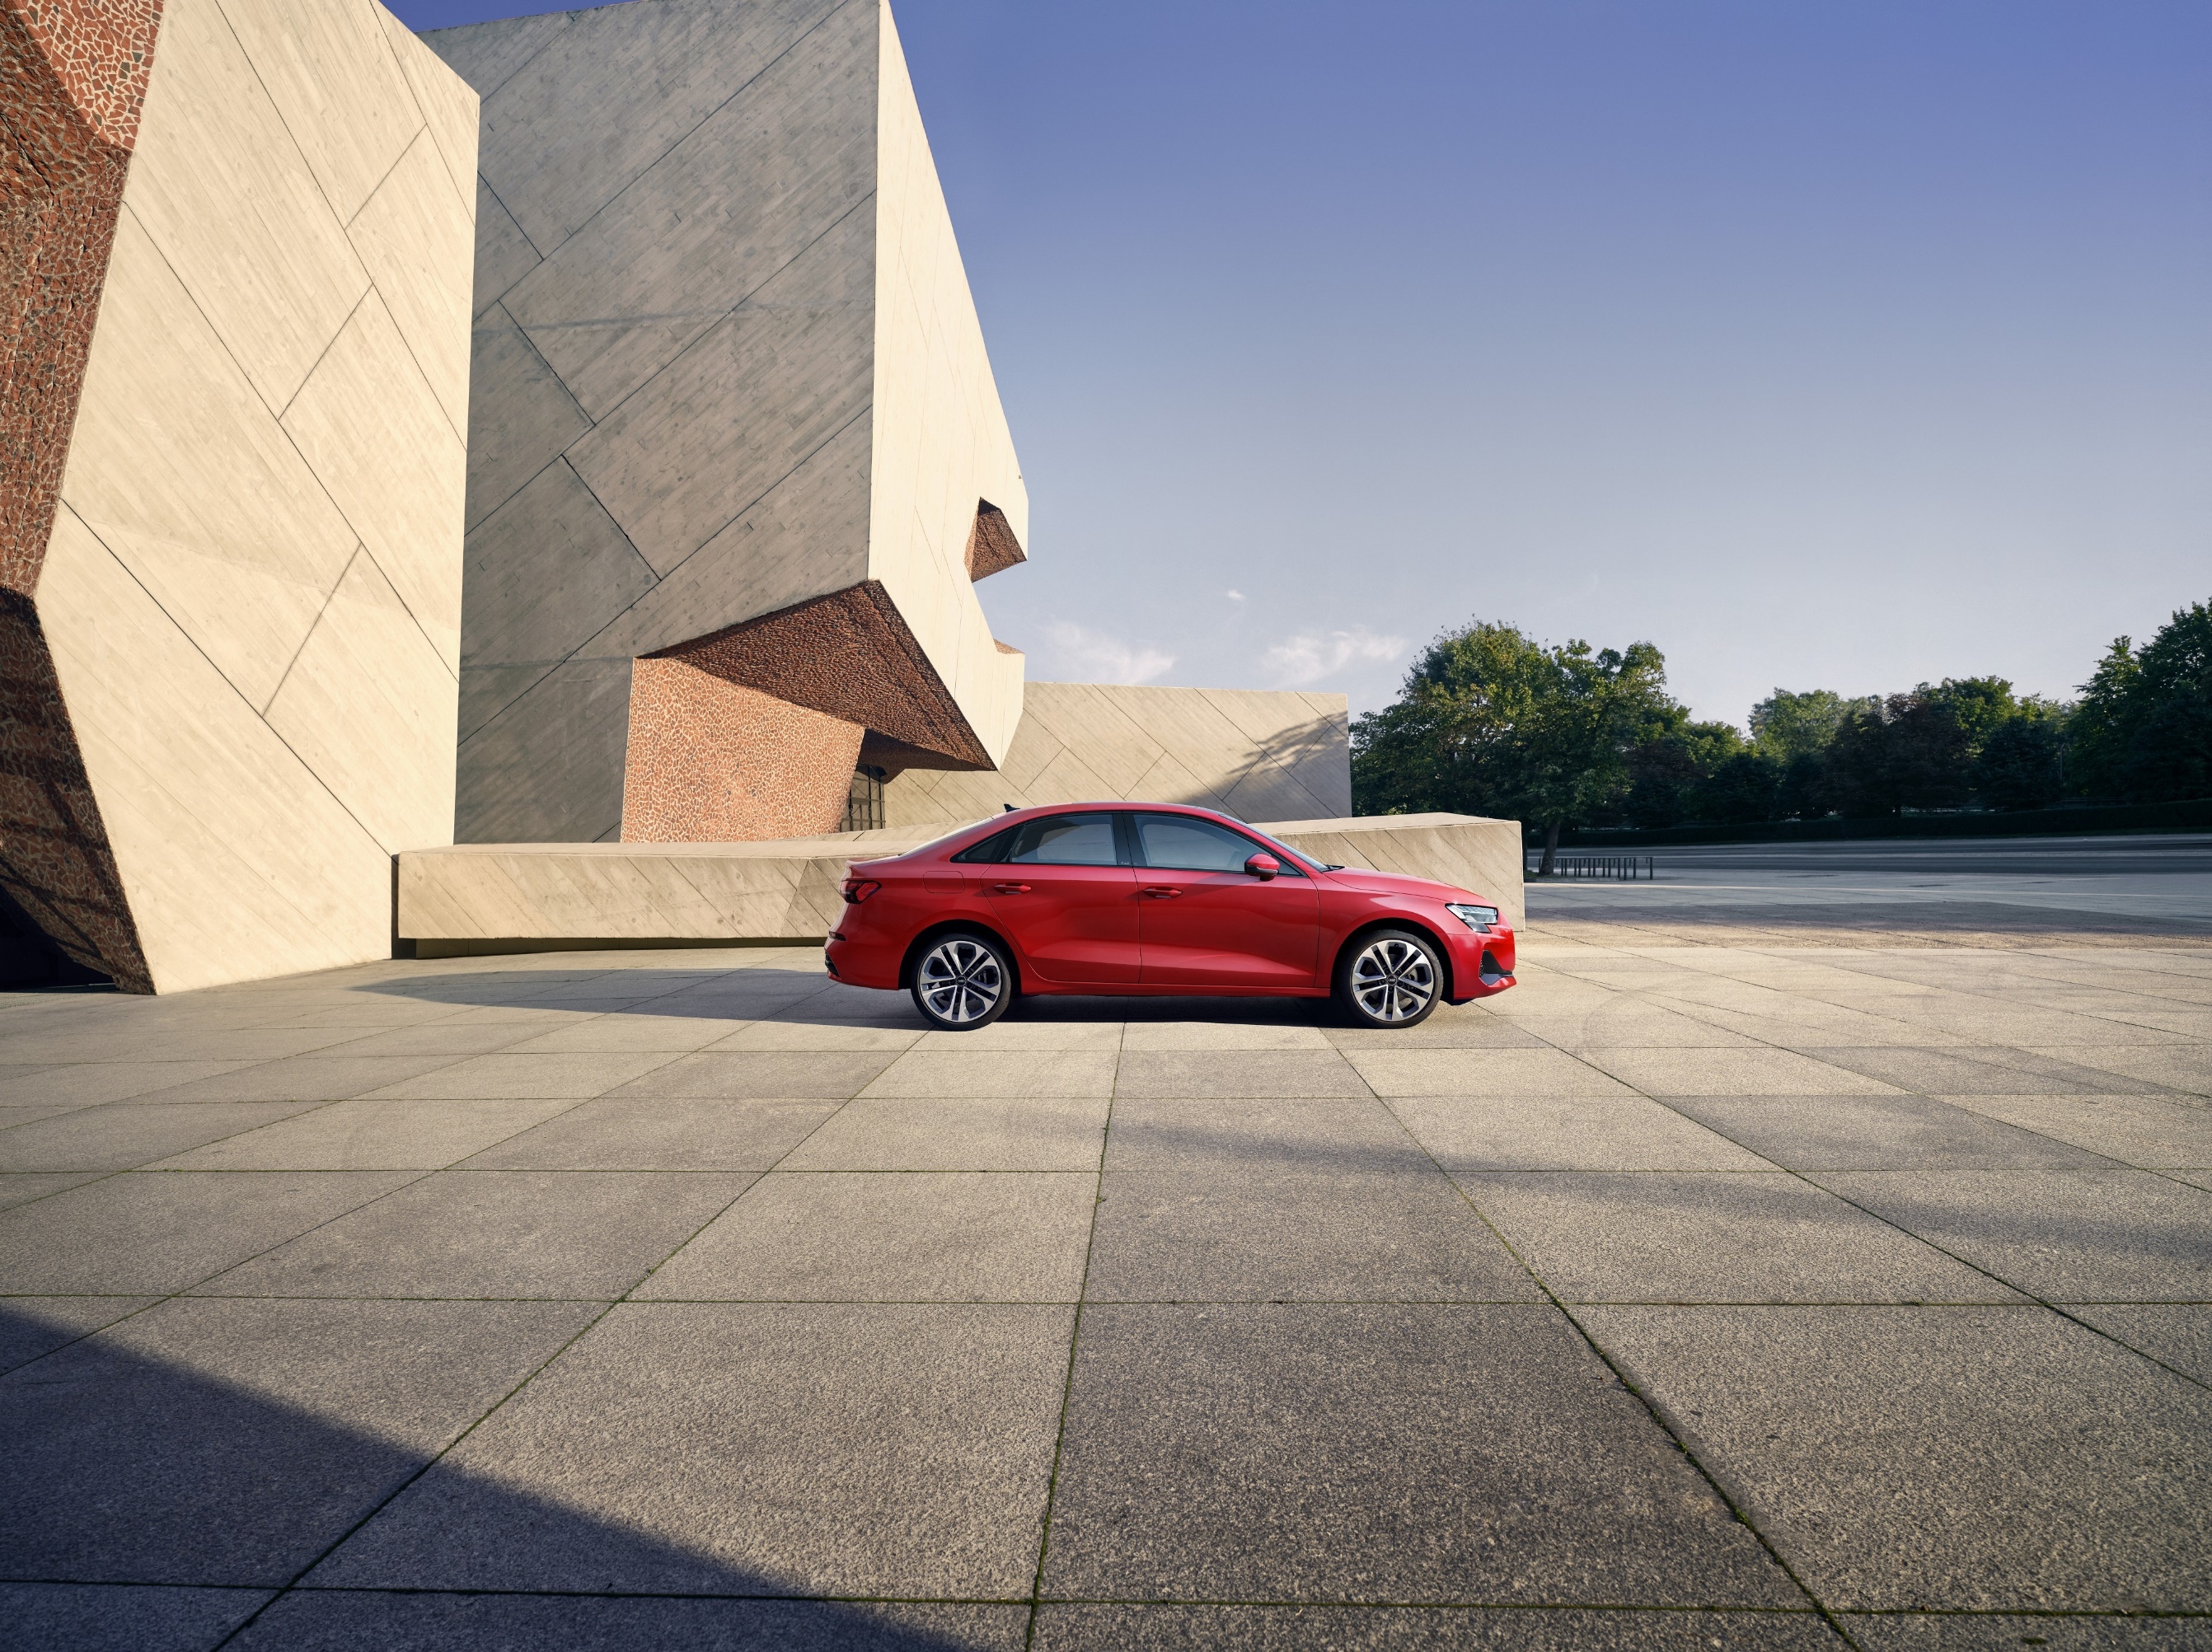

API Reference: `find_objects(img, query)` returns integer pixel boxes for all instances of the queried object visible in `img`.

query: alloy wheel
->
[917,936,1004,1025]
[1350,935,1436,1023]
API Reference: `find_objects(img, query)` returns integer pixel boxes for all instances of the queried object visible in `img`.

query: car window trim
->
[1128,811,1308,877]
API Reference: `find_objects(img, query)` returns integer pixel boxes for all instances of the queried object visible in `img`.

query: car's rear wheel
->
[1335,927,1442,1028]
[911,930,1013,1030]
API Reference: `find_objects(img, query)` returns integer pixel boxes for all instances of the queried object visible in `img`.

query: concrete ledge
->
[396,815,1522,950]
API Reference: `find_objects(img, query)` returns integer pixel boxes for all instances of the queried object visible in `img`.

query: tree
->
[1750,689,1858,762]
[1818,691,1971,817]
[1973,717,2065,811]
[2068,601,2212,802]
[1621,712,1747,827]
[1351,620,1678,871]
[1694,751,1783,824]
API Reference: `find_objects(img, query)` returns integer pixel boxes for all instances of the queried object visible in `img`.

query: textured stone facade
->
[622,663,864,843]
[430,0,1029,845]
[2,0,477,991]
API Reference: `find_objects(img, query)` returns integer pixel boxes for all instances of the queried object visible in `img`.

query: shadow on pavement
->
[358,968,1350,1029]
[0,1305,1019,1651]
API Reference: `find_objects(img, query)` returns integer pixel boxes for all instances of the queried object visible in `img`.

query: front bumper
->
[1442,922,1516,1002]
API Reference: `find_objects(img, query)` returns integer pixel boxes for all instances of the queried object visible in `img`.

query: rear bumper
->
[823,929,902,990]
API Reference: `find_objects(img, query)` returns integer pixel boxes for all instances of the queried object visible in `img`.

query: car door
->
[976,812,1141,983]
[1130,813,1320,988]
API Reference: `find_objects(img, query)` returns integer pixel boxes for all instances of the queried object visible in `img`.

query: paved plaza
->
[2,881,2210,1648]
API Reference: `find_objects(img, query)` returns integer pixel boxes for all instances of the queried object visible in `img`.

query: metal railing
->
[1526,854,1653,881]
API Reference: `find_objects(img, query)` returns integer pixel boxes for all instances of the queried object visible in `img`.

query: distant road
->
[1527,833,2212,928]
[1637,834,2212,878]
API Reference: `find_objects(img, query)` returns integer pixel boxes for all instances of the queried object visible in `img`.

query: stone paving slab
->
[0,932,2207,1646]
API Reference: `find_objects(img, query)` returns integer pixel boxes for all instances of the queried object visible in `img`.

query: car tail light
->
[841,878,881,905]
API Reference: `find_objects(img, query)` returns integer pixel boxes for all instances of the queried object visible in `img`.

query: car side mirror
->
[1244,853,1280,881]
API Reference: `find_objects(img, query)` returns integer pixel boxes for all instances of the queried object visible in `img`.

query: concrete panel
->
[460,461,662,740]
[457,656,635,846]
[221,0,420,225]
[347,129,476,440]
[462,305,591,532]
[419,10,570,101]
[40,512,397,993]
[266,553,459,854]
[120,0,372,412]
[470,179,540,317]
[497,0,878,419]
[1267,815,1525,930]
[883,682,1352,827]
[565,203,875,576]
[60,210,359,711]
[473,0,839,255]
[373,2,481,218]
[280,293,466,673]
[396,815,1520,948]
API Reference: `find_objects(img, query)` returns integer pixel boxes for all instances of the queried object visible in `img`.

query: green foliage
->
[1973,717,2065,812]
[1351,620,1679,838]
[1354,597,2210,835]
[1817,690,1972,817]
[1749,689,1859,761]
[2069,601,2212,802]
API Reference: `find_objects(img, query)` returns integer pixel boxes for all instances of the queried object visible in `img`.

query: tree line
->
[1351,597,2212,869]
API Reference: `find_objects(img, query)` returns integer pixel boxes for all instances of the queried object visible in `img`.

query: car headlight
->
[1445,903,1498,934]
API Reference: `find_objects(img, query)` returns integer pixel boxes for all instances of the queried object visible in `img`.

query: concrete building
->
[2,0,1508,990]
[1,0,477,993]
[429,0,1030,847]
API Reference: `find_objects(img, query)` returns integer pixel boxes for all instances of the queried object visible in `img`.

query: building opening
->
[844,765,888,831]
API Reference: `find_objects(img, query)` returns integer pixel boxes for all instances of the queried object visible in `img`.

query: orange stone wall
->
[621,658,865,844]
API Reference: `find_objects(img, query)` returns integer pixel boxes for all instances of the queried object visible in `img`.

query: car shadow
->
[0,1303,1020,1650]
[357,966,1348,1030]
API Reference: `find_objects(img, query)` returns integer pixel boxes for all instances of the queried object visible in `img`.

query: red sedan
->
[825,803,1516,1031]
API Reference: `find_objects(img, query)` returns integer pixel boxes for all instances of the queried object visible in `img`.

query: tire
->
[910,929,1014,1031]
[1334,927,1443,1028]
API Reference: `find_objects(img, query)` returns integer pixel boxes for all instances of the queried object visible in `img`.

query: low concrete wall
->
[398,813,1522,954]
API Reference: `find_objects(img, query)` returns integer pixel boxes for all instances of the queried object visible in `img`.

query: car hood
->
[1319,867,1476,904]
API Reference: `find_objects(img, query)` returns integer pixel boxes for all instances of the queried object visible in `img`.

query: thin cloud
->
[1225,589,1246,602]
[1261,625,1408,687]
[1045,621,1176,686]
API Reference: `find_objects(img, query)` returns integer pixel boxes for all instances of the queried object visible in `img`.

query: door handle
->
[991,882,1032,895]
[1143,886,1182,899]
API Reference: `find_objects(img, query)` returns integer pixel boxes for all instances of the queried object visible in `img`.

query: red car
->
[825,803,1516,1031]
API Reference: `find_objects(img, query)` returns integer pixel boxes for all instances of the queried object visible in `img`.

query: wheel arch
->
[900,919,1024,995]
[1330,915,1457,1001]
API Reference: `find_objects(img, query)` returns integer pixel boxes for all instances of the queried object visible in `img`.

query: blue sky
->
[392,0,2212,726]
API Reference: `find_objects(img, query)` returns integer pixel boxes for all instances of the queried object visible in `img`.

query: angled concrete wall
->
[395,812,1522,950]
[2,0,476,992]
[430,0,1029,845]
[884,682,1354,827]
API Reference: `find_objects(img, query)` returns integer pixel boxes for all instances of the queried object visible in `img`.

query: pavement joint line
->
[1536,984,2212,1397]
[204,1081,790,1649]
[1361,1070,1861,1646]
[1333,1022,1865,1640]
[0,1154,446,1381]
[1022,1016,1122,1651]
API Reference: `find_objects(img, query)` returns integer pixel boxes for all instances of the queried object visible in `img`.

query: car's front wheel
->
[910,929,1013,1030]
[1334,927,1442,1028]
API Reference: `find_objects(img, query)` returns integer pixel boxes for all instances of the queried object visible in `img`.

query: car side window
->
[1134,814,1302,875]
[950,826,1017,863]
[1004,813,1121,867]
